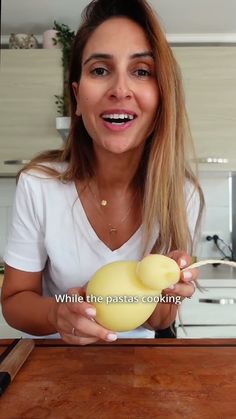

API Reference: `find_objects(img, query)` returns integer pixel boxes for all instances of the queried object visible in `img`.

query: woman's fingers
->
[180,267,198,283]
[54,287,117,344]
[166,250,199,299]
[168,250,193,268]
[66,287,97,319]
[164,281,195,298]
[60,333,99,346]
[69,312,117,342]
[57,310,117,343]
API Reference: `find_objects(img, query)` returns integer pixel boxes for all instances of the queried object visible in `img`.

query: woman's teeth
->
[102,113,135,124]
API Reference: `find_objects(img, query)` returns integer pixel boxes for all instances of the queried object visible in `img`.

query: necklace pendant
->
[101,199,108,207]
[109,227,117,234]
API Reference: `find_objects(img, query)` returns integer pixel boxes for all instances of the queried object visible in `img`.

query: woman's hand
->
[48,287,117,345]
[163,250,198,300]
[145,250,197,330]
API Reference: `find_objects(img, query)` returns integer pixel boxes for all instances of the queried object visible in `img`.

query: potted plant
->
[53,21,75,140]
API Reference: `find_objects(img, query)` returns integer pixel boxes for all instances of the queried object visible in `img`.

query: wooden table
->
[0,339,236,419]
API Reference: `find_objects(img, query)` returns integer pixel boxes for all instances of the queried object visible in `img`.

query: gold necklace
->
[87,182,138,236]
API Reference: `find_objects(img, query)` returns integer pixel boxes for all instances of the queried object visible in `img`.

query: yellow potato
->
[86,261,159,331]
[86,255,180,332]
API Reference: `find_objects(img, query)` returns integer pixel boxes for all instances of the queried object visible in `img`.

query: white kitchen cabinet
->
[1,47,236,174]
[173,47,236,171]
[0,49,63,176]
[0,310,22,339]
[176,266,236,338]
[0,281,22,338]
[177,325,236,338]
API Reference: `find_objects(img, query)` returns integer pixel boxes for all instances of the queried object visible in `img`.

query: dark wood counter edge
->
[1,338,236,348]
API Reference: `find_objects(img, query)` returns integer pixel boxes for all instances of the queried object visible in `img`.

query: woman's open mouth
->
[100,112,137,131]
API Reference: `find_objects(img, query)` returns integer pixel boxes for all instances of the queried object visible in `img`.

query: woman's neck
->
[92,144,144,193]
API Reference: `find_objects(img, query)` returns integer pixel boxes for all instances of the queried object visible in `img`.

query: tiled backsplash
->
[197,171,231,260]
[0,172,232,261]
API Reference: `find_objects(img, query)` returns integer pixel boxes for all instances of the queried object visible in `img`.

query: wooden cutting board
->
[0,338,236,418]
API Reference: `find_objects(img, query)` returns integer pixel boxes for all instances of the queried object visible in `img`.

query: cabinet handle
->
[4,160,30,165]
[199,298,236,305]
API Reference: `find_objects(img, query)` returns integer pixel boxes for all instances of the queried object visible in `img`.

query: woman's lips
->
[101,118,136,132]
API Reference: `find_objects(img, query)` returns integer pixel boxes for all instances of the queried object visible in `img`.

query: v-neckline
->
[71,181,143,255]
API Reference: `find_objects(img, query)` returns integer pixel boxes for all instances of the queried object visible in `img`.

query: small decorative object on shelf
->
[56,117,70,141]
[42,29,59,49]
[9,33,39,49]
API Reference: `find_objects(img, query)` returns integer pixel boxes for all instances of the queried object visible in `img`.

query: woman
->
[2,0,204,344]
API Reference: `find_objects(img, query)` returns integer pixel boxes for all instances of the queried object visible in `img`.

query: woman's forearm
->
[147,303,178,330]
[2,291,57,335]
[3,290,178,336]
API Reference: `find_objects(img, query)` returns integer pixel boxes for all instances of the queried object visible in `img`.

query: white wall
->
[2,0,236,37]
[197,171,232,260]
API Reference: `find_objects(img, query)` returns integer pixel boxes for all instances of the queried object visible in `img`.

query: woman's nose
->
[107,74,132,100]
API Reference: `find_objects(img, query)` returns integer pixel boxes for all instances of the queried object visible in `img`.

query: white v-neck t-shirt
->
[4,164,200,338]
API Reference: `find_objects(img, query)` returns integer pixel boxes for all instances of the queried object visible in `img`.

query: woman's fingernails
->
[179,258,187,268]
[183,271,192,281]
[107,333,117,342]
[85,308,96,317]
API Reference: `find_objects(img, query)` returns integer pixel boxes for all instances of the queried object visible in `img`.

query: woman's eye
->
[90,67,109,76]
[134,68,151,78]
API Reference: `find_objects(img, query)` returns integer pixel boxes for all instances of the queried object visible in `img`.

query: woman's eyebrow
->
[83,53,112,66]
[83,51,154,66]
[130,51,154,60]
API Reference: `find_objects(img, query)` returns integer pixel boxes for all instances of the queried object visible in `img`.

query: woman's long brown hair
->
[19,0,205,256]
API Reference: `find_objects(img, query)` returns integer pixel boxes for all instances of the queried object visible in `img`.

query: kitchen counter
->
[198,265,236,287]
[0,338,236,418]
[198,263,235,280]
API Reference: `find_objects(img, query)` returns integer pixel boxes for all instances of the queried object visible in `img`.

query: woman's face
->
[73,17,159,155]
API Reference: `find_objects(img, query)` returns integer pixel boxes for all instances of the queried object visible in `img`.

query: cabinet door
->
[173,47,236,170]
[0,50,63,175]
[177,325,236,338]
[176,287,236,326]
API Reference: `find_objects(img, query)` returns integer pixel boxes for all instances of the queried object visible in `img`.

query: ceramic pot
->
[42,29,59,49]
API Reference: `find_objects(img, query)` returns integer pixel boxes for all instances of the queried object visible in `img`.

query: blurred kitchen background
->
[0,0,235,338]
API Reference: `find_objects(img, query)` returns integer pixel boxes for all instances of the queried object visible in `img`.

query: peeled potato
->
[86,255,180,332]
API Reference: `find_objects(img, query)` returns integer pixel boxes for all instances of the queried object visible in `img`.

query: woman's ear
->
[72,82,81,116]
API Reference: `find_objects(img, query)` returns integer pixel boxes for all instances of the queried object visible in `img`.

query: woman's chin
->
[100,138,142,156]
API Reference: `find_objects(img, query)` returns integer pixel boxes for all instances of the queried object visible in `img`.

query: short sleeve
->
[4,173,48,271]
